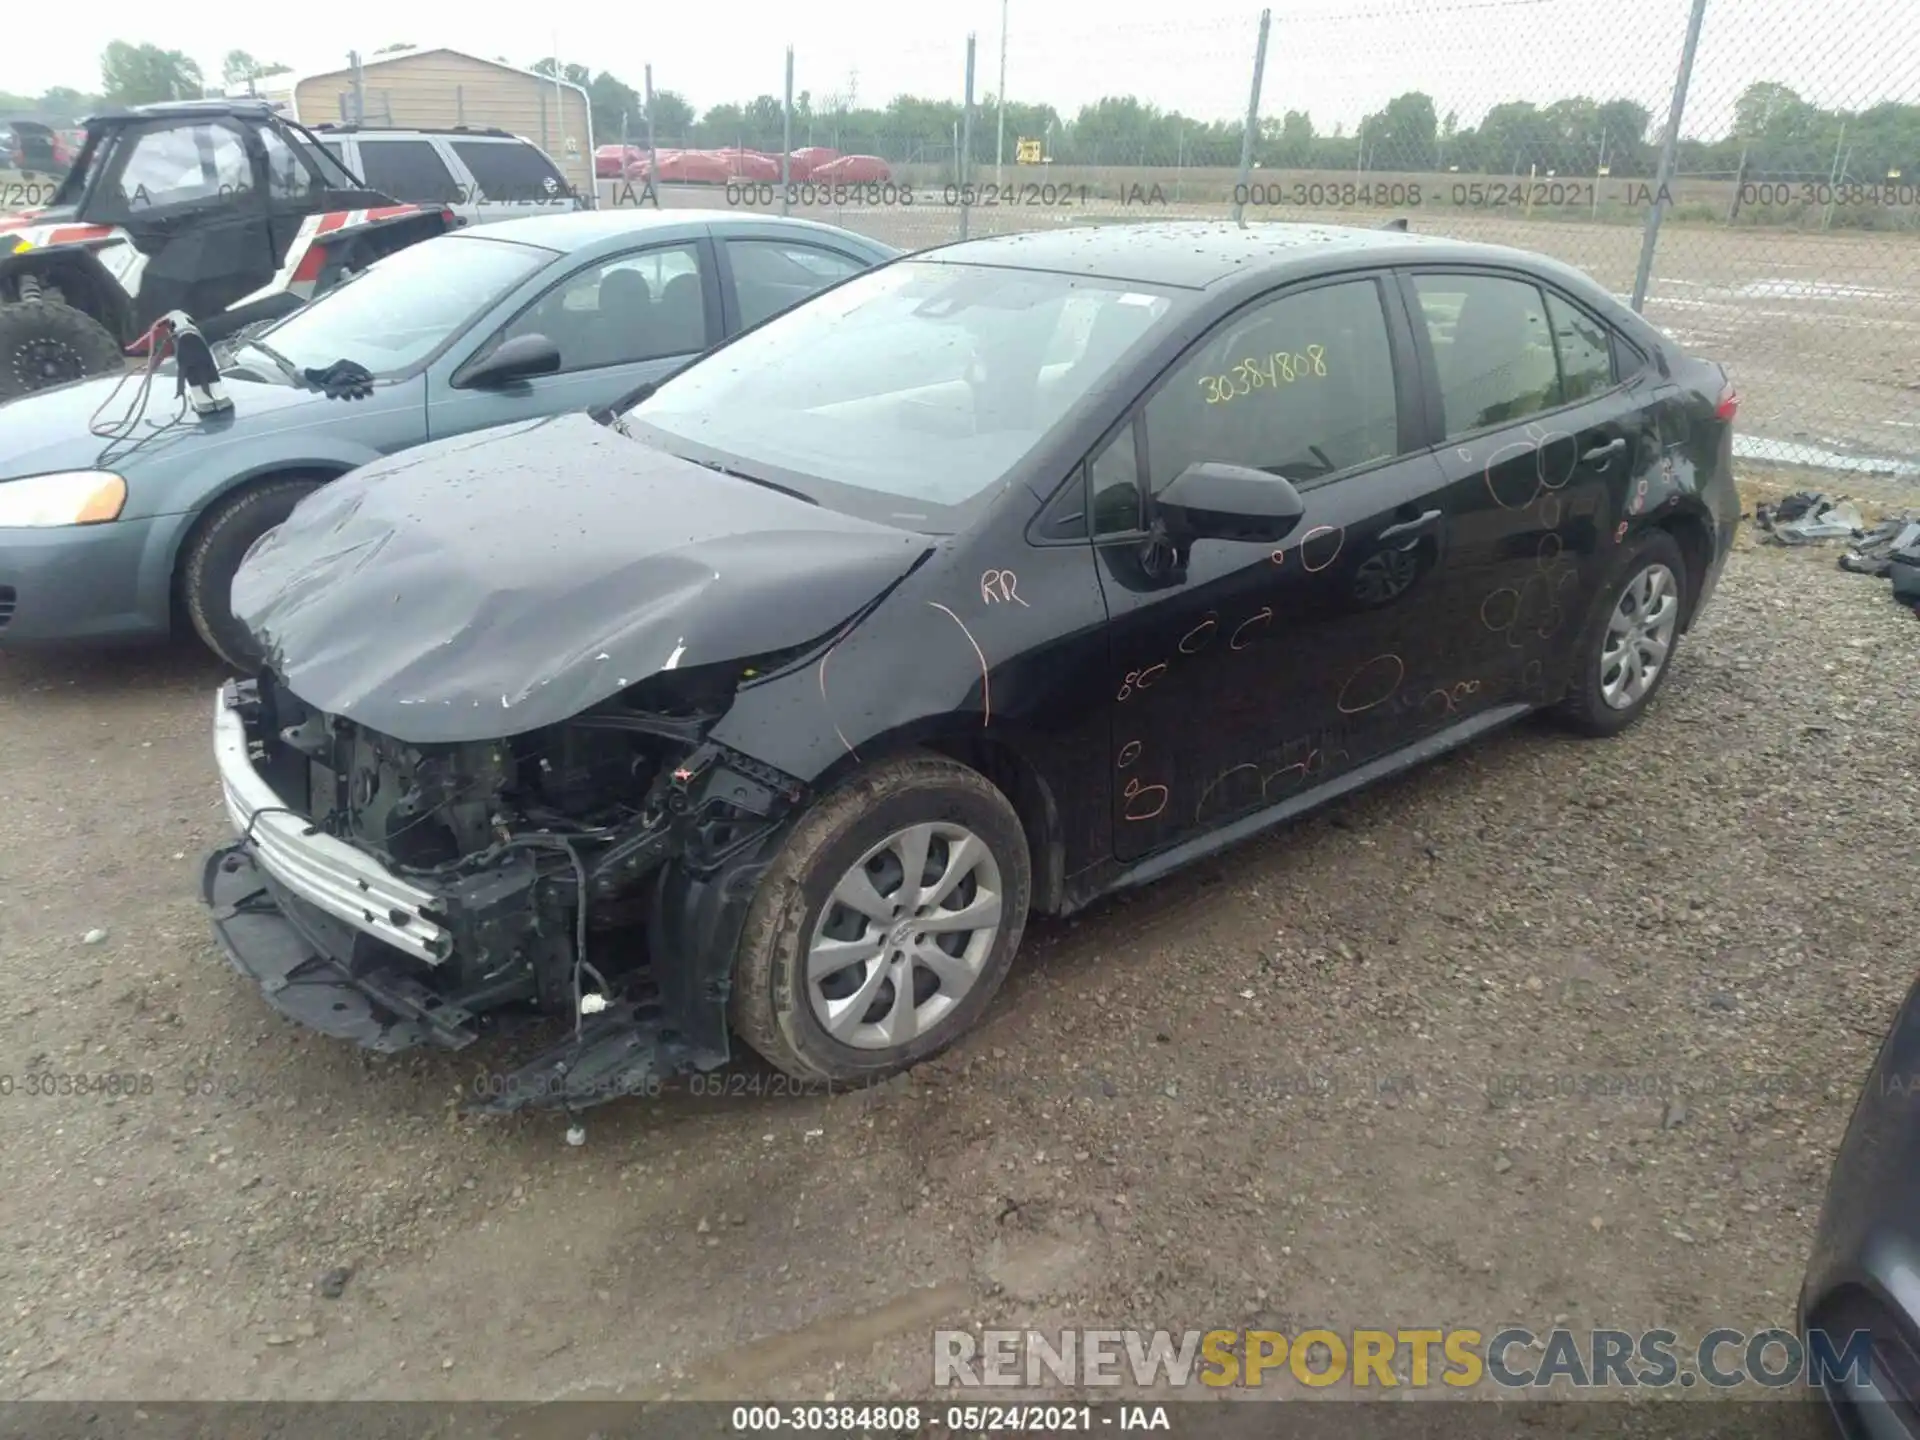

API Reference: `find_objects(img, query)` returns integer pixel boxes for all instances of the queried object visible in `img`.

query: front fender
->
[703,542,1114,889]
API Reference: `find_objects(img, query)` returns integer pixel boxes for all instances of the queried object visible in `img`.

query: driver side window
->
[1142,278,1400,495]
[496,242,711,375]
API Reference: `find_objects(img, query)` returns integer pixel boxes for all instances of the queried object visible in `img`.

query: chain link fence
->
[599,0,1918,471]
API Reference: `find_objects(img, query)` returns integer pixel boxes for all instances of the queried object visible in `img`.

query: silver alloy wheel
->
[806,821,1004,1051]
[1599,561,1680,710]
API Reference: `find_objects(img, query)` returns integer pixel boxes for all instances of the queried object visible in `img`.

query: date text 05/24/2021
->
[726,1404,1173,1432]
[720,181,1174,209]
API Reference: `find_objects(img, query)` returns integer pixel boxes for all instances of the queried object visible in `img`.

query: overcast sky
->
[6,0,1914,139]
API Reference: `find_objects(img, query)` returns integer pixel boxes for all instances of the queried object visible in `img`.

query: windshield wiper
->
[690,457,818,507]
[593,379,656,430]
[237,338,303,386]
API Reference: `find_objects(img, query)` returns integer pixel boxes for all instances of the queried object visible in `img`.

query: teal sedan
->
[0,209,896,668]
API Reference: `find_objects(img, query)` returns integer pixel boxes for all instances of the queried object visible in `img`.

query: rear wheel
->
[730,754,1031,1085]
[1553,530,1689,737]
[181,478,325,673]
[0,299,125,400]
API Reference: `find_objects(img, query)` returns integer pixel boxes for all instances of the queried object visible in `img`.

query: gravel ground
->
[1,474,1916,1407]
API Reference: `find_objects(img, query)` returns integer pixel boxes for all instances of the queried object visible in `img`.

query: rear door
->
[1399,267,1664,704]
[350,135,467,219]
[425,236,722,438]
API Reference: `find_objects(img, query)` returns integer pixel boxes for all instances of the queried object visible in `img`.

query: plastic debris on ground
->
[1756,491,1920,617]
[1754,491,1866,545]
[1841,516,1920,574]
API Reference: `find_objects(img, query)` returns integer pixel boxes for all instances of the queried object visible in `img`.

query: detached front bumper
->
[212,683,450,963]
[201,842,479,1053]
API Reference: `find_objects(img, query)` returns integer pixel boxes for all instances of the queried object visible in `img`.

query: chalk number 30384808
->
[1198,344,1328,405]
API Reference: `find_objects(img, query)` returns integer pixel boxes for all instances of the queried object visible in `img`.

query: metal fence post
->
[960,33,977,241]
[1630,0,1708,312]
[995,0,1008,187]
[782,47,794,216]
[643,65,660,210]
[1232,10,1271,227]
[349,51,366,126]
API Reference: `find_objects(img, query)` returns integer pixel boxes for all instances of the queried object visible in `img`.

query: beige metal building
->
[266,49,594,195]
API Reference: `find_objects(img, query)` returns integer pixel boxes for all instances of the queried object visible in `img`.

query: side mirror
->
[457,333,562,388]
[1155,461,1306,544]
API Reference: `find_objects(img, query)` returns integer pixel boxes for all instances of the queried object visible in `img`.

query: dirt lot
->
[1,474,1916,1405]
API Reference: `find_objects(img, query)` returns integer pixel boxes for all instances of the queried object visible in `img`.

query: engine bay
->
[229,659,804,1035]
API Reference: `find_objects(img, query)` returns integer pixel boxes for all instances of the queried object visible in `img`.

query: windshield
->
[624,260,1180,518]
[250,234,551,377]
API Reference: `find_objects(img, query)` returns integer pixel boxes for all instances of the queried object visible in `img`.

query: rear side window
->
[726,239,866,329]
[355,139,462,204]
[451,141,567,203]
[1412,273,1561,438]
[1544,291,1615,402]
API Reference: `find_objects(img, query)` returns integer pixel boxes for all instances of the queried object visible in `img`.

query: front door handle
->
[1582,437,1627,465]
[1377,507,1442,543]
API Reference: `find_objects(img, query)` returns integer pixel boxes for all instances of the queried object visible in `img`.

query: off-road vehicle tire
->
[0,299,125,400]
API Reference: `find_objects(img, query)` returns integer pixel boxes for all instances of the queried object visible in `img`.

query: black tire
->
[0,299,126,400]
[180,478,325,673]
[1553,529,1689,737]
[729,753,1032,1085]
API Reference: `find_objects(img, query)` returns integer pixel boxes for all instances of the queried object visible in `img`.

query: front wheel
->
[0,299,126,400]
[730,754,1031,1085]
[180,478,325,672]
[1553,530,1689,737]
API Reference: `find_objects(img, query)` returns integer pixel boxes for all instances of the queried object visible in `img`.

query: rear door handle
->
[1377,508,1442,543]
[1582,437,1627,465]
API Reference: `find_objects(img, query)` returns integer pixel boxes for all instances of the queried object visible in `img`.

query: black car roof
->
[915,220,1534,290]
[83,98,283,125]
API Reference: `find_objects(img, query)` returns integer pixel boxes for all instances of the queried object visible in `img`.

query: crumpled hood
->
[231,412,931,742]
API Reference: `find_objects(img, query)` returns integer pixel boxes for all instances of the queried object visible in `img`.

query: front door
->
[1092,272,1459,863]
[426,238,722,439]
[83,117,277,329]
[1401,268,1665,706]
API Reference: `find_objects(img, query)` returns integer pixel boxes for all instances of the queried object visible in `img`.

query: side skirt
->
[1106,702,1535,896]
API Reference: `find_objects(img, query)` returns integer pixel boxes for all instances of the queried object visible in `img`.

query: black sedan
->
[1802,969,1920,1436]
[200,220,1742,1110]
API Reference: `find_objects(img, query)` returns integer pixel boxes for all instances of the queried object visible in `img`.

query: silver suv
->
[312,125,588,228]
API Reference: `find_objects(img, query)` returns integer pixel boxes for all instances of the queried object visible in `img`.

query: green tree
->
[1596,98,1652,172]
[1361,91,1438,170]
[101,41,204,105]
[374,43,415,55]
[221,51,290,94]
[645,89,695,141]
[584,71,643,144]
[528,58,590,87]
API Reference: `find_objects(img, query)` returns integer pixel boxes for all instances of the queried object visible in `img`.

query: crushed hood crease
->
[231,412,930,742]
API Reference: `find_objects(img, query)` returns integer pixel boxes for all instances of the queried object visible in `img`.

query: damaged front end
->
[203,660,806,1114]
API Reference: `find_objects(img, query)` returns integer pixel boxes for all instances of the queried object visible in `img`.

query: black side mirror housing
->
[457,333,562,388]
[1155,461,1306,544]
